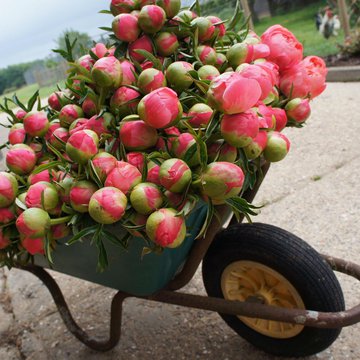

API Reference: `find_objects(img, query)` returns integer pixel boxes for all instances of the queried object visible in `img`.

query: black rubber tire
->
[202,223,345,357]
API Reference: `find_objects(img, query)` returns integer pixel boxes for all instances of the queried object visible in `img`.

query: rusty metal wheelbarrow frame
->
[16,162,360,352]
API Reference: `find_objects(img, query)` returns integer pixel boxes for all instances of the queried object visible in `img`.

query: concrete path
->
[0,82,360,359]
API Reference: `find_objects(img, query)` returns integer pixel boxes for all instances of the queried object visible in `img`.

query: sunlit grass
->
[0,81,66,110]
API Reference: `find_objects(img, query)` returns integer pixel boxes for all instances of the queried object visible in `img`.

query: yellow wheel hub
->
[221,260,305,339]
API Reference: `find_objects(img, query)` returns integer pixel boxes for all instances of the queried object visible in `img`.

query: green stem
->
[98,87,109,109]
[50,215,73,226]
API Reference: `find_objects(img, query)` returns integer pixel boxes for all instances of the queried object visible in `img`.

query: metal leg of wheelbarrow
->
[18,265,129,352]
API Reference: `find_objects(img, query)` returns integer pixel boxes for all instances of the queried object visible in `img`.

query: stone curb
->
[326,65,360,82]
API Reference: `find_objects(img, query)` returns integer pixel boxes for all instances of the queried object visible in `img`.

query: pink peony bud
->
[56,172,74,204]
[15,109,27,121]
[92,152,117,182]
[59,104,84,128]
[261,25,303,72]
[236,63,276,101]
[0,228,11,249]
[91,56,123,89]
[77,55,95,71]
[70,180,98,213]
[0,172,18,208]
[48,91,68,111]
[200,162,244,204]
[127,152,145,171]
[25,181,59,212]
[91,43,116,58]
[207,15,226,37]
[16,208,50,238]
[112,14,140,42]
[21,237,45,255]
[89,187,127,224]
[215,53,227,69]
[111,0,138,15]
[171,133,200,167]
[207,72,261,115]
[154,32,179,56]
[197,45,217,65]
[68,118,89,136]
[128,35,154,63]
[110,86,141,118]
[166,61,194,93]
[6,144,36,175]
[138,87,182,129]
[198,65,220,81]
[155,126,180,151]
[146,161,161,185]
[138,5,166,34]
[120,60,137,85]
[226,43,270,69]
[27,169,52,187]
[285,98,311,124]
[207,141,237,163]
[45,120,61,141]
[105,161,142,195]
[146,208,186,248]
[0,205,16,224]
[66,129,99,164]
[23,111,50,137]
[49,127,69,150]
[81,90,99,117]
[280,56,327,99]
[130,182,163,215]
[51,223,70,240]
[272,107,288,131]
[191,17,215,42]
[120,120,158,150]
[243,130,268,160]
[263,131,290,162]
[187,103,213,127]
[221,110,259,148]
[138,68,166,94]
[8,123,26,145]
[159,158,192,193]
[156,0,181,18]
[82,113,114,137]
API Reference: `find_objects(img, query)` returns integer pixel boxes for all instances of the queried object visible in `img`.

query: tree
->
[54,29,93,60]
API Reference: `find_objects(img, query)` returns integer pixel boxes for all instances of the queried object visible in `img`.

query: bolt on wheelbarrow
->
[16,162,360,358]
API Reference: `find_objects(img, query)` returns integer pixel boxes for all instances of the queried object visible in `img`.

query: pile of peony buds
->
[0,0,327,269]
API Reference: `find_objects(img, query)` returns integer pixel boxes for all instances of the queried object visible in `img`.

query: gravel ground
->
[0,82,359,359]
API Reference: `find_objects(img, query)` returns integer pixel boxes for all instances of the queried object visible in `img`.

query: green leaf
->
[99,9,113,14]
[88,160,103,188]
[66,225,99,245]
[183,142,197,164]
[133,50,162,70]
[96,238,109,272]
[15,197,27,211]
[102,229,130,249]
[196,201,214,239]
[99,26,113,32]
[226,0,243,31]
[32,161,63,174]
[44,234,53,264]
[27,90,40,111]
[11,94,27,111]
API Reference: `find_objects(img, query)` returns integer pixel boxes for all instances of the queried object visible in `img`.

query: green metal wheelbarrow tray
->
[15,162,360,357]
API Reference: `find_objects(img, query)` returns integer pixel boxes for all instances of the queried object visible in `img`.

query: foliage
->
[54,29,93,61]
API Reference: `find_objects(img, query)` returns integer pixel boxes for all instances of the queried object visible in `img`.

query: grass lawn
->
[215,1,342,58]
[0,81,65,110]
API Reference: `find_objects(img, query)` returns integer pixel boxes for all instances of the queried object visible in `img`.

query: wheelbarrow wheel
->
[202,222,345,357]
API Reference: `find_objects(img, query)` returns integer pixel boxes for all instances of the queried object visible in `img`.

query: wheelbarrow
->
[16,162,360,357]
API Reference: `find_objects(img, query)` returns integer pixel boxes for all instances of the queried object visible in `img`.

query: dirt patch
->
[324,53,360,67]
